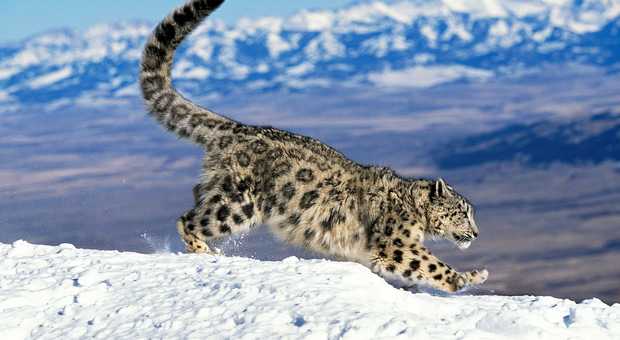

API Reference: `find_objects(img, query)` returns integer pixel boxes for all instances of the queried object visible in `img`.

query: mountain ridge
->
[434,112,620,168]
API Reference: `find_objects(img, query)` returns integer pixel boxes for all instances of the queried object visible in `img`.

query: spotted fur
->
[141,0,488,293]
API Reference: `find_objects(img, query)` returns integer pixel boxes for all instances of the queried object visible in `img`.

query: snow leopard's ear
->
[433,178,451,198]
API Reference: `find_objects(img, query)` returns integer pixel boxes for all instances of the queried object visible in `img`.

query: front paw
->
[469,269,489,284]
[455,269,489,290]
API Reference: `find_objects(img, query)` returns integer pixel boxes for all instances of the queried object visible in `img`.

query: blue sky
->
[0,0,351,43]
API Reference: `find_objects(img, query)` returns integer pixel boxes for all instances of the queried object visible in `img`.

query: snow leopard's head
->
[426,178,479,249]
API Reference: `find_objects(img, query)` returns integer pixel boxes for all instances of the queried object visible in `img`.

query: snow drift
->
[1,240,619,339]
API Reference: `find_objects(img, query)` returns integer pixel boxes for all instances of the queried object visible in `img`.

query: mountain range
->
[1,0,620,109]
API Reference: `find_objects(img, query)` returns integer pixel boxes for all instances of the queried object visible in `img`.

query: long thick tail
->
[140,0,231,144]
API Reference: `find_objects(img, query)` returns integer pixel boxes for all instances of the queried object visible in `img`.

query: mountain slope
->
[1,0,620,108]
[1,240,619,339]
[434,112,620,168]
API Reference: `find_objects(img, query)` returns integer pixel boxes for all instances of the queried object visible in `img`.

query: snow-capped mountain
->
[1,0,620,108]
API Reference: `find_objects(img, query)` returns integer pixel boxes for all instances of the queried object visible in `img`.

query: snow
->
[28,67,73,89]
[338,1,419,25]
[304,32,346,60]
[30,32,74,47]
[0,91,13,102]
[489,21,511,37]
[173,60,211,80]
[369,65,494,88]
[435,0,620,31]
[182,67,211,79]
[0,67,20,80]
[286,10,336,32]
[421,25,439,43]
[444,0,509,17]
[9,49,45,68]
[1,241,619,339]
[188,36,215,61]
[441,18,474,42]
[266,33,294,58]
[237,17,284,35]
[255,63,270,73]
[282,0,620,34]
[114,84,140,97]
[286,62,315,76]
[83,23,152,41]
[414,53,435,64]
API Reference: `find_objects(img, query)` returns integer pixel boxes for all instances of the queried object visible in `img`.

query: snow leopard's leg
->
[177,211,213,254]
[177,174,259,254]
[370,239,488,293]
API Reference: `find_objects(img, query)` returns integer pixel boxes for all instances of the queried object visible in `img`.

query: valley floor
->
[1,241,619,339]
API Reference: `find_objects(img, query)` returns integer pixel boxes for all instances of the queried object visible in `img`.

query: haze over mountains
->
[1,0,620,109]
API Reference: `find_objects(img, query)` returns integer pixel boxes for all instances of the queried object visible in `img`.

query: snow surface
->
[287,0,620,33]
[1,241,619,339]
[28,67,73,89]
[0,91,12,102]
[369,65,493,87]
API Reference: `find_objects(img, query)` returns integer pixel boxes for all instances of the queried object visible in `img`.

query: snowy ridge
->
[1,0,620,108]
[294,0,620,33]
[1,241,619,339]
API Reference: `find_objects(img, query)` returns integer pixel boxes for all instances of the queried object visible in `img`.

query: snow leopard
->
[140,0,488,293]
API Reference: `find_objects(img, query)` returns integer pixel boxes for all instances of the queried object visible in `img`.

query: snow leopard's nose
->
[453,233,475,242]
[469,218,479,238]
